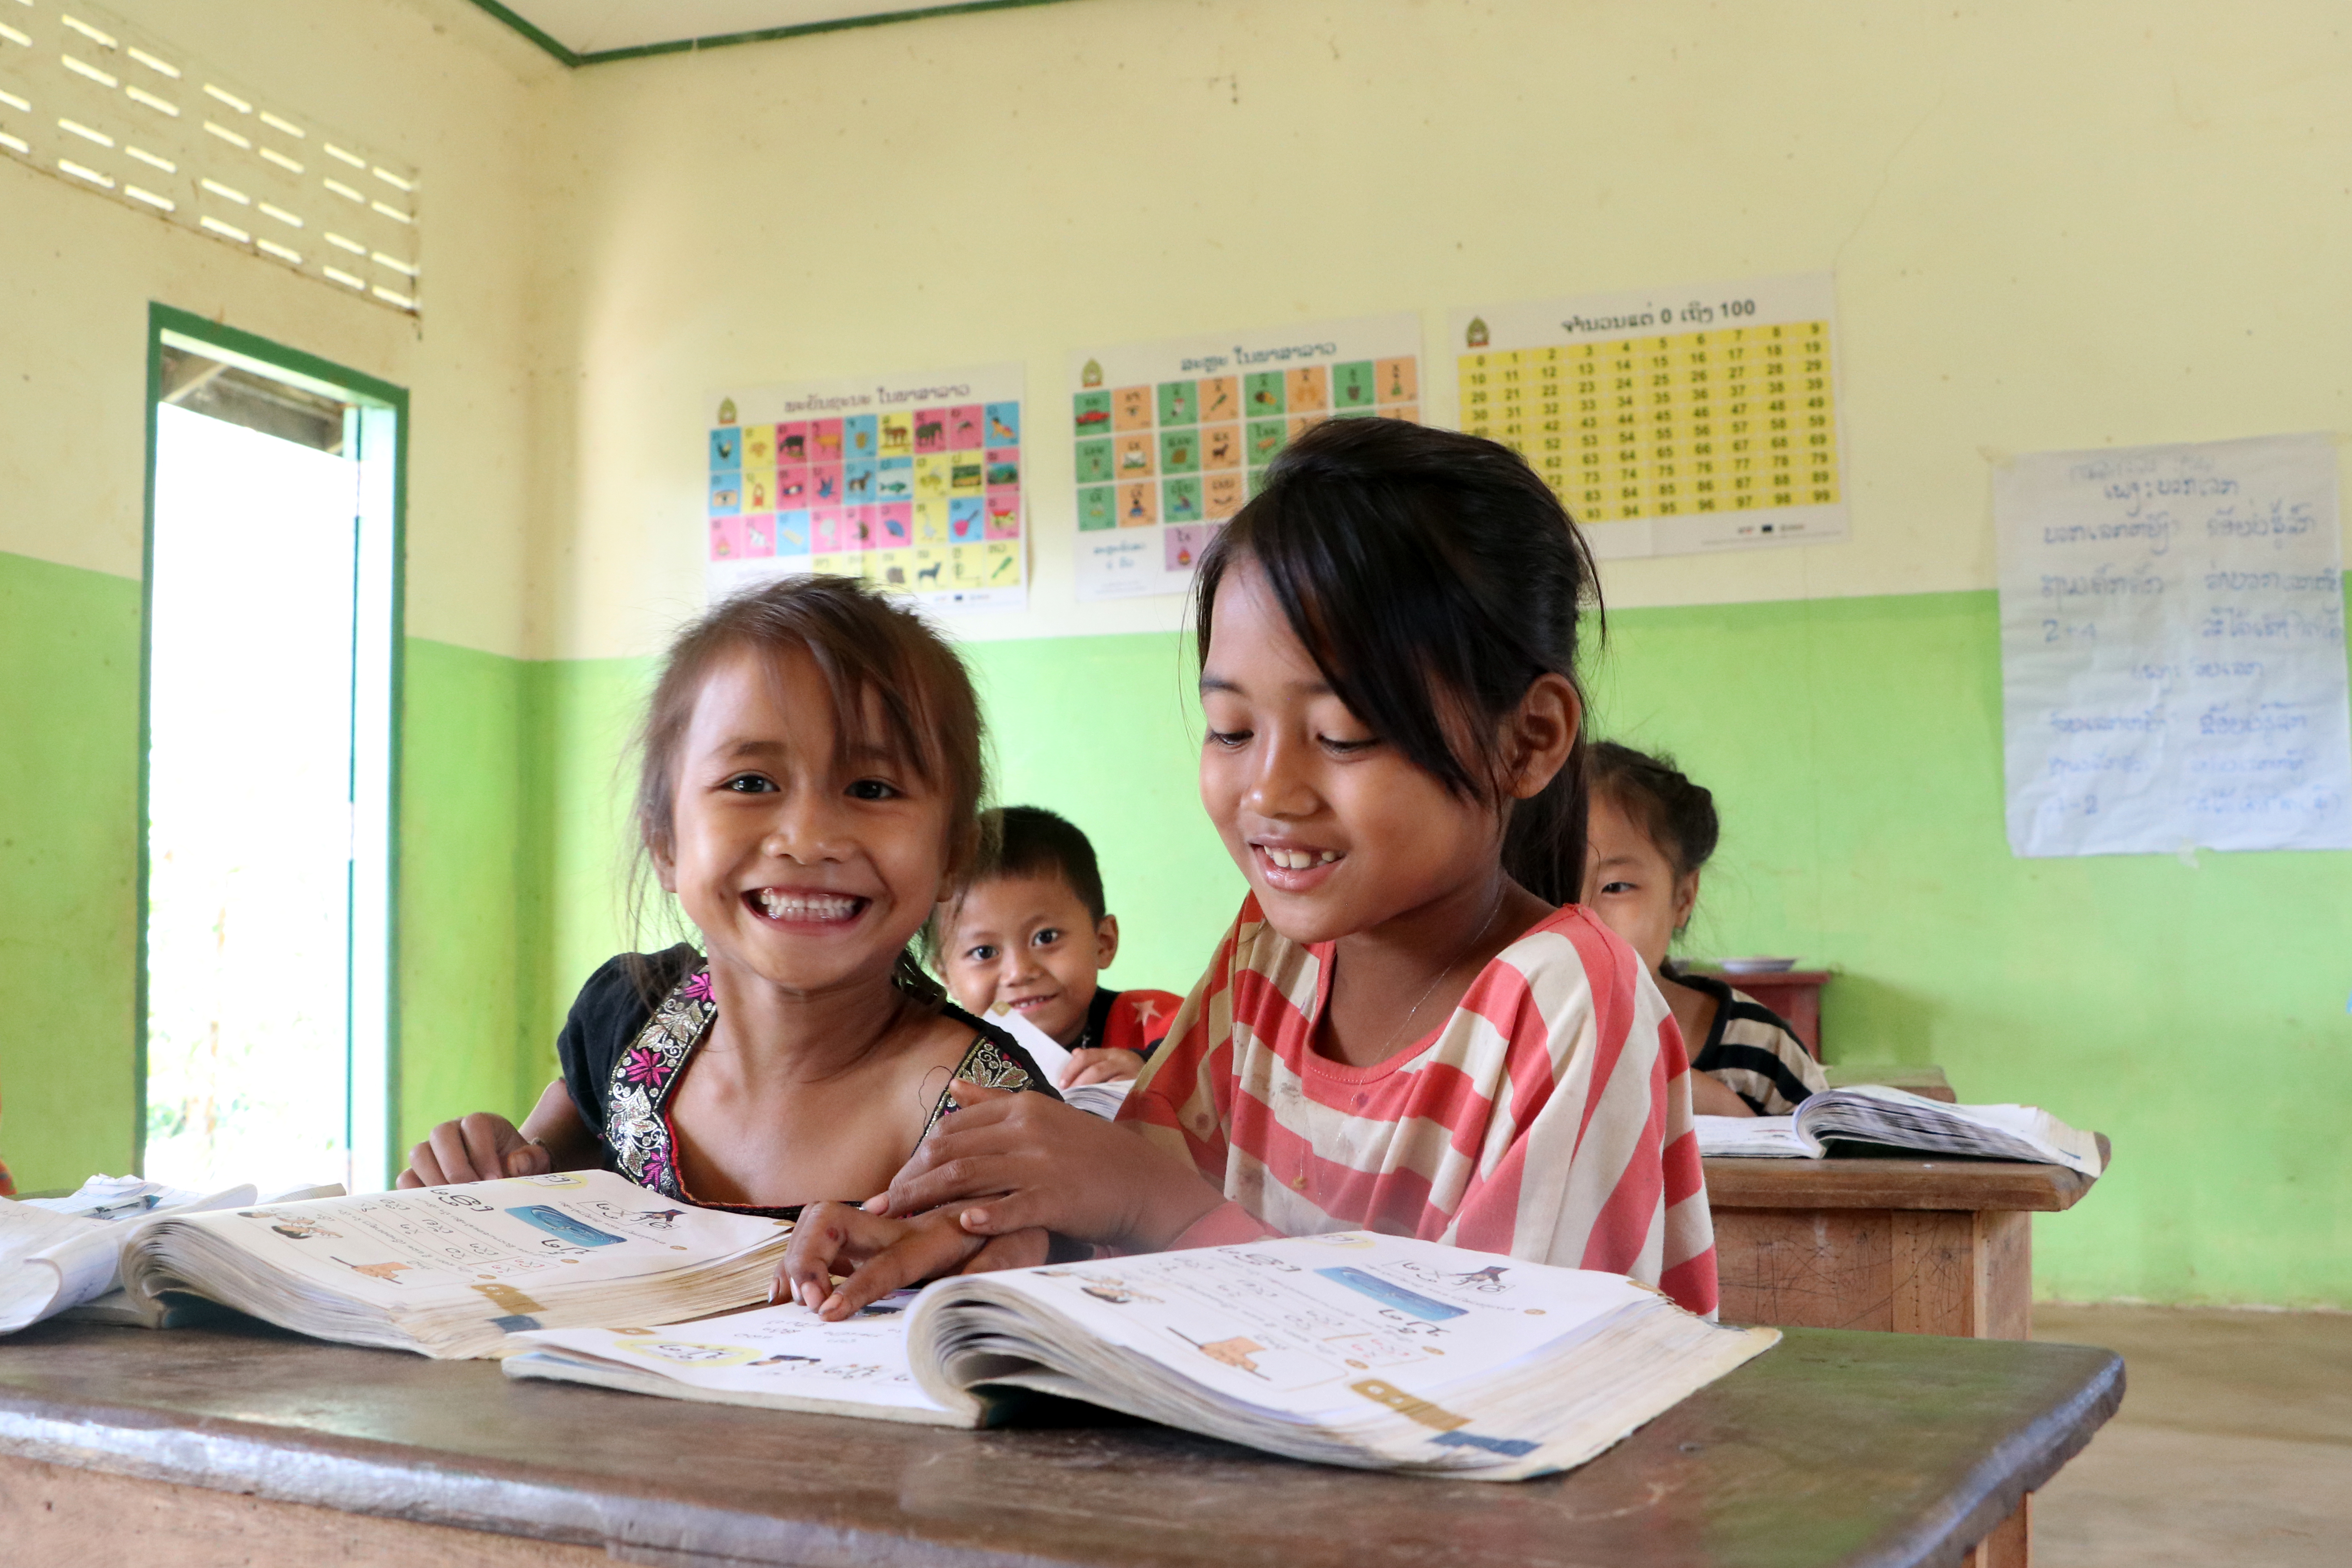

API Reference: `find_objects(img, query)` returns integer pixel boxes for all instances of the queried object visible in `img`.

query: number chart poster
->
[705,364,1027,611]
[1068,315,1421,601]
[1450,274,1848,561]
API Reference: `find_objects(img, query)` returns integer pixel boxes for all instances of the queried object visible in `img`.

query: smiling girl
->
[783,419,1715,1319]
[398,580,1058,1277]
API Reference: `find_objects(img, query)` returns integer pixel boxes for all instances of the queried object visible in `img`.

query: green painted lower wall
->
[1587,590,2352,1308]
[395,638,540,1155]
[0,552,144,1190]
[7,542,2348,1306]
[0,548,545,1189]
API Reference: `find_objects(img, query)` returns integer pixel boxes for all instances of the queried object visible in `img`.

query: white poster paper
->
[705,364,1027,611]
[1996,433,2350,857]
[1067,315,1422,602]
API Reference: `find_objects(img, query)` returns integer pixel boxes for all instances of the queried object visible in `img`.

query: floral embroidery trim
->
[602,962,716,1200]
[920,1033,1037,1143]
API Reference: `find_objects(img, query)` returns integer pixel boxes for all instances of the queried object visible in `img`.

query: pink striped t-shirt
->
[1119,895,1717,1316]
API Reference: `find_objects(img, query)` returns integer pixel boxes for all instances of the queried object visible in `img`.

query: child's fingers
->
[777,1202,866,1311]
[425,1122,485,1184]
[955,1227,1051,1274]
[813,1227,977,1321]
[1061,1049,1141,1087]
[461,1115,515,1181]
[951,1190,1057,1237]
[503,1141,552,1178]
[946,1077,1018,1107]
[881,1147,1031,1219]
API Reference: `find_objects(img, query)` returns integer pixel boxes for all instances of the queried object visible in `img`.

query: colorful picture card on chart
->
[1450,274,1849,561]
[705,364,1026,611]
[1067,314,1422,601]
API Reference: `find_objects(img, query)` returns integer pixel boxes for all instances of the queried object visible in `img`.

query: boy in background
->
[933,806,1183,1088]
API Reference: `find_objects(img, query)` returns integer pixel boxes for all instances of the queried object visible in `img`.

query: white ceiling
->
[485,1,1004,59]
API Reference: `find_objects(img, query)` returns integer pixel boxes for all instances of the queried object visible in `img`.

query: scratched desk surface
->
[0,1317,2120,1568]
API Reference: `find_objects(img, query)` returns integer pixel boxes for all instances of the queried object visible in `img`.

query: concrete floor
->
[2031,1304,2352,1567]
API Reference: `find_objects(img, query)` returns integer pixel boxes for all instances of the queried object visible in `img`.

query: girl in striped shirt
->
[783,419,1716,1318]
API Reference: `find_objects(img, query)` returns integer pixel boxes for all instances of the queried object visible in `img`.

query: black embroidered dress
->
[555,944,1057,1220]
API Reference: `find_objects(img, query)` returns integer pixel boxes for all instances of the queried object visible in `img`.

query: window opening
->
[141,313,402,1194]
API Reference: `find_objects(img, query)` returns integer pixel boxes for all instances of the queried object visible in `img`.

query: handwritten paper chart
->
[1069,316,1420,601]
[705,364,1026,610]
[1996,434,2349,857]
[1450,274,1849,560]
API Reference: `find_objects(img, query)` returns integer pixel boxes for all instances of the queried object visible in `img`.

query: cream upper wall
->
[0,0,555,657]
[538,0,2352,660]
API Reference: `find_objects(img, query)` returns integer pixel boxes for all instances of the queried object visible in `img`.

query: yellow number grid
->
[1457,322,1838,524]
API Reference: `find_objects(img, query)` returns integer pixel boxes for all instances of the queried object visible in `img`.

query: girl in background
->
[785,418,1716,1319]
[398,578,1058,1283]
[1582,742,1825,1117]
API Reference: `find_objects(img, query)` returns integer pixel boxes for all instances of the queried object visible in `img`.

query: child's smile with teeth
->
[750,888,866,923]
[1260,846,1341,869]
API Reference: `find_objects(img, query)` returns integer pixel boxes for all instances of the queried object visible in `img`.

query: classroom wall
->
[519,0,2352,1307]
[0,0,559,1187]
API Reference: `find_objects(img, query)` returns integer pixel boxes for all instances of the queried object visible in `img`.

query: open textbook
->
[1696,1085,2103,1176]
[116,1169,795,1359]
[1,1175,286,1334]
[990,1006,1130,1119]
[507,1232,1777,1481]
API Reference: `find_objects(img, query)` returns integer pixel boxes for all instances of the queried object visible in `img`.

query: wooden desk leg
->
[1889,1210,2033,1340]
[1967,1494,2030,1568]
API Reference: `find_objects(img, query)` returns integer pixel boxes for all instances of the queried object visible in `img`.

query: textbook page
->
[1996,432,2350,856]
[507,1294,965,1424]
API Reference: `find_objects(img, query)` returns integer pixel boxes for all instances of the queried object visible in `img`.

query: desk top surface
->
[0,1317,2119,1568]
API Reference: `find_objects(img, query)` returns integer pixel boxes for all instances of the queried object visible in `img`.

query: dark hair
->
[629,575,987,1002]
[924,806,1106,968]
[1588,742,1719,879]
[965,806,1107,921]
[1191,417,1601,905]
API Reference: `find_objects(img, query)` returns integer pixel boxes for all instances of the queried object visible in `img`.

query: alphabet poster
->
[1450,274,1849,560]
[705,364,1026,610]
[1996,432,2349,857]
[1067,315,1421,601]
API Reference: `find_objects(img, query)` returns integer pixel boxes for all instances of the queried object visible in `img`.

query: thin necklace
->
[1370,880,1511,1059]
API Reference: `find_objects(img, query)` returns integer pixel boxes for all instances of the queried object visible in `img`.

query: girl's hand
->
[396,1113,551,1187]
[869,1080,1225,1252]
[1058,1047,1144,1089]
[778,1201,987,1320]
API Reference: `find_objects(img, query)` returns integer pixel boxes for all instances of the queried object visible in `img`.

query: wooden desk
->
[1706,1141,2106,1340]
[0,1317,2119,1568]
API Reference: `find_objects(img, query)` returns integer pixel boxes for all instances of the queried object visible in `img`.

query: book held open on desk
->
[504,1231,1778,1481]
[116,1169,795,1359]
[1696,1085,2103,1176]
